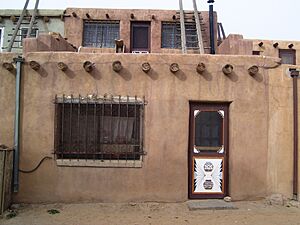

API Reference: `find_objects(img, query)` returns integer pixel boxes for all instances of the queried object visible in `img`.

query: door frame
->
[130,21,151,53]
[188,101,230,199]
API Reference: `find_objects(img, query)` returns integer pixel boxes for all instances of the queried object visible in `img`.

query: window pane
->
[132,26,149,49]
[279,49,296,65]
[194,111,223,149]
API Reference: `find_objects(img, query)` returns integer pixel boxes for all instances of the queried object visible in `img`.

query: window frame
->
[161,22,181,49]
[19,27,39,47]
[82,20,120,48]
[54,95,146,167]
[252,51,260,56]
[279,49,296,65]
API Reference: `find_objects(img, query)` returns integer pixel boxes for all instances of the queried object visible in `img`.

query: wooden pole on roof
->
[7,0,30,52]
[27,0,40,38]
[179,0,187,53]
[192,0,205,54]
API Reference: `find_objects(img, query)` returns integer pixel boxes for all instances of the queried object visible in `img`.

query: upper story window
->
[279,49,296,65]
[83,20,120,48]
[161,22,181,49]
[161,22,199,49]
[20,27,38,47]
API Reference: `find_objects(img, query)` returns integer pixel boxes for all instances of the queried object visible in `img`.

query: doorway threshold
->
[187,200,238,210]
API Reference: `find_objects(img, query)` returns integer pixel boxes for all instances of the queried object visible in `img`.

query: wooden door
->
[188,102,229,199]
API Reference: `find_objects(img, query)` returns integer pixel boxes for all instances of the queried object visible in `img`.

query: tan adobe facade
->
[218,34,299,65]
[0,8,299,204]
[63,8,216,54]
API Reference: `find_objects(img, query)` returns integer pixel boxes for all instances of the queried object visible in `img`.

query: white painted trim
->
[0,27,4,52]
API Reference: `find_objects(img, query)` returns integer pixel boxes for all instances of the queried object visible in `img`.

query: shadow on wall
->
[89,68,102,80]
[117,68,132,81]
[225,71,238,82]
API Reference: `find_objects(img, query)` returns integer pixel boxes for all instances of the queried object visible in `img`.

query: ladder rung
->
[7,34,24,37]
[7,40,22,42]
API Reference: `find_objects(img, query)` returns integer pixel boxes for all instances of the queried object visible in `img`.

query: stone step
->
[187,200,238,211]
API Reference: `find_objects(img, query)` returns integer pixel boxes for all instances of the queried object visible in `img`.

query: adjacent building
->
[0,9,65,52]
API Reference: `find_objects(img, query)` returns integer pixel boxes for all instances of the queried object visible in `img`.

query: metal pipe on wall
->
[208,0,215,54]
[290,69,299,200]
[13,56,24,193]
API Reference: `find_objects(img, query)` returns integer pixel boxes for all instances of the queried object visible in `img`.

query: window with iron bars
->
[19,27,38,47]
[279,49,296,65]
[54,95,145,162]
[161,22,199,49]
[83,20,120,48]
[161,22,181,49]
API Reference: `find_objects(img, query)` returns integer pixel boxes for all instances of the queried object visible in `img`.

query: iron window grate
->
[83,20,120,48]
[54,94,146,161]
[161,22,181,49]
[161,22,199,49]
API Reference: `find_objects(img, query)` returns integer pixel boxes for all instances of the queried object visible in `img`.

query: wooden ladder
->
[178,0,205,54]
[7,0,39,52]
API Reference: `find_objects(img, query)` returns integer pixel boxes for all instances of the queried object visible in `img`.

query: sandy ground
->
[1,200,300,225]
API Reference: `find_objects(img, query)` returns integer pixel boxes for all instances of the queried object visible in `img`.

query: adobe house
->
[0,7,299,204]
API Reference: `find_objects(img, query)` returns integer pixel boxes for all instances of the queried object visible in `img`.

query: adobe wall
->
[218,34,300,65]
[0,52,290,203]
[217,34,253,55]
[22,33,76,54]
[252,40,300,65]
[0,53,17,148]
[64,8,217,54]
[267,64,300,197]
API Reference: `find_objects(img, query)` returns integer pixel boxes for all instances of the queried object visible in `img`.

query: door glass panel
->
[194,110,224,153]
[132,26,149,49]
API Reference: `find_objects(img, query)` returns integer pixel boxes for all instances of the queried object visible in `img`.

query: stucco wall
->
[218,34,300,65]
[0,53,17,147]
[267,64,300,197]
[6,52,288,203]
[0,52,298,203]
[64,8,216,54]
[252,40,300,65]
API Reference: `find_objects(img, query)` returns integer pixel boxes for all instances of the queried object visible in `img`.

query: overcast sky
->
[1,0,299,41]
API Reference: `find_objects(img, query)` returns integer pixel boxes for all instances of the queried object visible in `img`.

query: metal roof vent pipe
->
[208,0,215,54]
[13,56,24,193]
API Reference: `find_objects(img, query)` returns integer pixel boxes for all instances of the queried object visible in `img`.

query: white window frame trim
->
[0,27,4,52]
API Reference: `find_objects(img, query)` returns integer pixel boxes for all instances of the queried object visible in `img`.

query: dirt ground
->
[1,200,300,225]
